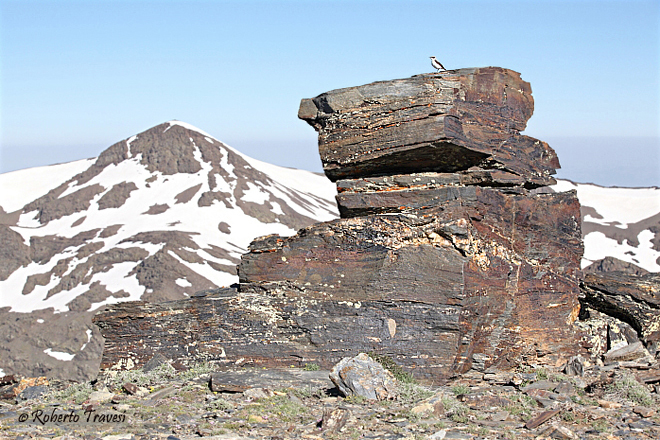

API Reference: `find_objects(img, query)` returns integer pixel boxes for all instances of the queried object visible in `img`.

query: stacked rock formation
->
[239,67,583,377]
[95,67,584,381]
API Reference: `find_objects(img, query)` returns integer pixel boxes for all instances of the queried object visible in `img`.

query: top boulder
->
[299,67,559,186]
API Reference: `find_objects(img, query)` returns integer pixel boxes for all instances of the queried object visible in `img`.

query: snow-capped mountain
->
[0,121,338,380]
[553,180,660,273]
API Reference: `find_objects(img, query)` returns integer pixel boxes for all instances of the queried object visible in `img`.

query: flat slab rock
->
[209,368,333,393]
[581,271,660,353]
[299,67,559,185]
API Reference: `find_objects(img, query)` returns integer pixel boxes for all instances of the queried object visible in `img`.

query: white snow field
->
[553,180,660,272]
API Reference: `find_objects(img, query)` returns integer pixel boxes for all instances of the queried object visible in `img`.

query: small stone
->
[134,386,149,397]
[88,389,115,404]
[321,408,351,433]
[142,353,170,372]
[243,387,275,400]
[542,424,577,439]
[122,382,139,395]
[604,341,648,364]
[586,408,608,420]
[483,372,511,384]
[564,356,584,377]
[247,414,265,423]
[636,369,660,384]
[572,377,588,389]
[17,385,48,401]
[597,399,622,409]
[209,373,249,393]
[525,408,561,429]
[526,389,561,408]
[114,404,131,412]
[553,381,575,396]
[521,380,556,392]
[329,353,398,401]
[429,430,446,439]
[633,406,656,417]
[492,410,509,421]
[0,375,17,386]
[459,393,512,409]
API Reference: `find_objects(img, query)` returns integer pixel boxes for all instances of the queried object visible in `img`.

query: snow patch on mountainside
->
[43,348,75,362]
[0,158,95,213]
[553,180,660,272]
[553,180,659,225]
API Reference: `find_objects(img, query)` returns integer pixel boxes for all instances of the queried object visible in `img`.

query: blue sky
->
[1,0,658,186]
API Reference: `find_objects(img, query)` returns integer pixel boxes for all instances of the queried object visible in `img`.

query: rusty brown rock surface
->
[237,187,583,377]
[94,68,585,382]
[299,67,558,185]
[94,187,583,380]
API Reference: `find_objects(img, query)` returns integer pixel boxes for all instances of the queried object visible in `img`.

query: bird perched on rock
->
[430,56,446,72]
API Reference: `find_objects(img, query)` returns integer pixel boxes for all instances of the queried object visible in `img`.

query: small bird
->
[430,56,446,72]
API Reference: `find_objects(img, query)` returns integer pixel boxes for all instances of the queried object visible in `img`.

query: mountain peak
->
[2,121,339,313]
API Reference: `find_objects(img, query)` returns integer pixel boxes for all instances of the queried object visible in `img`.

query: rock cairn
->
[95,67,583,381]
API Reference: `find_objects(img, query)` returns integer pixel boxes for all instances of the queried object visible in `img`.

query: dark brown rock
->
[583,257,650,276]
[97,182,138,210]
[95,190,583,381]
[603,341,649,364]
[299,67,558,186]
[581,272,660,352]
[122,382,139,395]
[0,375,17,386]
[0,225,31,281]
[238,185,583,376]
[94,68,584,384]
[636,369,660,384]
[524,408,561,429]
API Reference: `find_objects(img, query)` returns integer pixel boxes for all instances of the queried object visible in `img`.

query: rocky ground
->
[1,353,659,440]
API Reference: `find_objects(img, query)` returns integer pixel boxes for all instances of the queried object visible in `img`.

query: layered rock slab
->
[299,67,558,186]
[581,271,660,356]
[94,186,583,381]
[238,186,584,377]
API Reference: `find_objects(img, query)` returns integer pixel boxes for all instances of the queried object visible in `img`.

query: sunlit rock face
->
[232,68,584,379]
